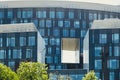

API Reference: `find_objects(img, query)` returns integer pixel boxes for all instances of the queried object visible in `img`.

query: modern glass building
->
[0,23,45,70]
[0,0,120,79]
[84,19,120,80]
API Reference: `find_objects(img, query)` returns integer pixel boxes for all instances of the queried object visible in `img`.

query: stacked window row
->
[0,33,36,47]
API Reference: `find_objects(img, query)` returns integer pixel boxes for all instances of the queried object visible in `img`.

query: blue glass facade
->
[0,32,37,70]
[0,2,120,79]
[89,29,120,80]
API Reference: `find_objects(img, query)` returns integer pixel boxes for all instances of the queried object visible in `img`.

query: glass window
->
[46,56,53,63]
[89,13,93,20]
[56,47,60,54]
[0,50,6,59]
[49,11,55,18]
[63,29,69,37]
[39,20,45,27]
[98,13,102,20]
[70,30,75,37]
[108,59,119,69]
[32,19,38,27]
[56,38,60,46]
[0,37,2,47]
[56,65,61,69]
[53,29,60,37]
[78,11,81,19]
[48,47,52,54]
[54,56,58,63]
[114,46,119,56]
[44,38,48,45]
[112,33,119,43]
[13,49,22,59]
[8,49,11,59]
[50,38,55,45]
[39,29,45,36]
[49,65,55,70]
[81,30,86,37]
[56,11,64,18]
[109,72,114,80]
[58,20,63,27]
[64,20,70,27]
[17,9,21,18]
[7,10,13,18]
[7,36,15,47]
[69,11,74,19]
[8,61,15,70]
[20,37,26,46]
[46,20,52,28]
[109,46,112,56]
[99,34,107,44]
[95,47,102,56]
[22,9,33,18]
[36,10,46,18]
[95,60,102,69]
[95,72,100,79]
[82,21,86,28]
[28,36,35,46]
[74,21,80,28]
[26,49,32,58]
[0,11,4,18]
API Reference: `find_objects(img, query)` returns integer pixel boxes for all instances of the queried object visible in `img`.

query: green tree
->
[17,62,48,80]
[82,70,98,80]
[0,63,19,80]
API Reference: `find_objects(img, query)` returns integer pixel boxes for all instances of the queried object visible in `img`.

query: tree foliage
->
[82,70,98,80]
[0,63,19,80]
[17,62,48,80]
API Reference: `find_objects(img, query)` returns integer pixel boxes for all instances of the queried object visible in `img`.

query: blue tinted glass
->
[44,38,48,45]
[0,50,6,59]
[8,61,15,70]
[69,11,74,18]
[0,37,2,47]
[74,21,80,28]
[64,20,70,27]
[22,9,33,18]
[0,11,4,18]
[109,46,112,56]
[50,38,55,45]
[8,49,11,59]
[56,38,60,46]
[49,65,55,70]
[20,37,26,46]
[108,59,119,69]
[70,30,75,37]
[7,37,15,47]
[39,20,45,27]
[81,30,86,37]
[58,20,63,27]
[56,11,64,18]
[32,19,38,26]
[95,47,102,56]
[56,47,60,54]
[49,11,55,18]
[48,47,52,54]
[54,56,58,63]
[46,56,53,63]
[109,72,114,80]
[53,29,60,37]
[112,33,119,43]
[36,10,46,18]
[99,34,107,44]
[26,49,32,58]
[56,65,61,69]
[78,11,81,19]
[63,29,69,37]
[39,29,45,36]
[114,46,119,56]
[82,21,86,28]
[95,60,102,69]
[46,20,52,28]
[13,49,21,59]
[7,10,13,18]
[98,13,102,19]
[95,72,100,79]
[17,10,21,18]
[28,36,35,46]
